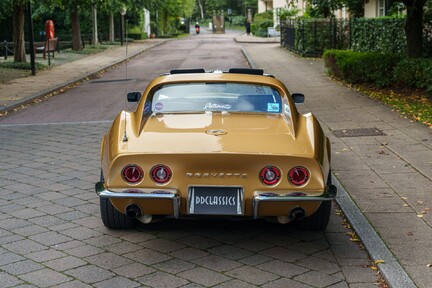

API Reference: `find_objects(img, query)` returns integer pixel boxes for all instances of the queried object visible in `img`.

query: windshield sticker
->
[155,102,163,111]
[204,103,232,110]
[144,103,151,113]
[267,103,280,112]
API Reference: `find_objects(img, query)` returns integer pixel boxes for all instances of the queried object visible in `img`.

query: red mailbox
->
[45,20,55,40]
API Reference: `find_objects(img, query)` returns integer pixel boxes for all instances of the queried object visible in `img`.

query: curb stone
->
[333,175,416,288]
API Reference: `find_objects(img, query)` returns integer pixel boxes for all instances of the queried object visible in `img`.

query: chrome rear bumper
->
[95,182,180,218]
[95,182,336,219]
[252,184,337,219]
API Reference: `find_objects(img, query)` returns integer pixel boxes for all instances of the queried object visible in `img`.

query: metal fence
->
[281,18,343,57]
[281,18,432,57]
[1,33,113,59]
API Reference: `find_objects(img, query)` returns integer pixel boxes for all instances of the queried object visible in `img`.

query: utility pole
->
[27,1,36,75]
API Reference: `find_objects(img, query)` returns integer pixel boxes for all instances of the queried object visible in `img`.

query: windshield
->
[148,83,284,114]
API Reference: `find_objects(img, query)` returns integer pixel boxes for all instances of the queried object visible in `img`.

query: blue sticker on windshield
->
[267,103,280,112]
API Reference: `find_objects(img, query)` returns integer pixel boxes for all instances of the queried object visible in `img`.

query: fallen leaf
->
[417,215,424,218]
[401,197,408,200]
[375,260,385,265]
[427,264,432,268]
[407,231,414,236]
[403,204,409,207]
[417,201,424,205]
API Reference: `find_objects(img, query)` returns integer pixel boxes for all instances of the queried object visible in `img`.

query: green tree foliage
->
[192,0,257,20]
[279,7,301,20]
[307,0,344,18]
[0,0,13,22]
[344,0,363,18]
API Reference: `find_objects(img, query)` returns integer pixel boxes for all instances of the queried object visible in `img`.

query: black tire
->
[294,200,332,231]
[295,170,333,230]
[100,197,137,229]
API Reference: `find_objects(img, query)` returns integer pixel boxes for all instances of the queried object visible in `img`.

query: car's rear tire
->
[100,197,137,229]
[294,200,332,231]
[295,169,333,230]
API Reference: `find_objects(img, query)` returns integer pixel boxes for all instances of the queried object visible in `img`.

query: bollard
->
[4,40,7,60]
[47,39,51,66]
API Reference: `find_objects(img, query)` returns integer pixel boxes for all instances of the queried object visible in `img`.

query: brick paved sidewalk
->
[243,43,432,288]
[0,39,167,113]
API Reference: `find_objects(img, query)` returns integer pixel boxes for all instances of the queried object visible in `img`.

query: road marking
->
[0,120,112,127]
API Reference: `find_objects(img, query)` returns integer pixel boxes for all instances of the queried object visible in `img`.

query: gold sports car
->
[96,68,336,230]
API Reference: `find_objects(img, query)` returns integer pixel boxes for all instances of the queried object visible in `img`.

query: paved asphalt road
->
[0,31,383,287]
[0,33,248,124]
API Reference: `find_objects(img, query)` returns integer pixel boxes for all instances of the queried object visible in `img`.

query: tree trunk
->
[403,0,426,58]
[197,0,204,19]
[91,5,98,45]
[13,0,26,63]
[70,1,82,51]
[109,13,115,42]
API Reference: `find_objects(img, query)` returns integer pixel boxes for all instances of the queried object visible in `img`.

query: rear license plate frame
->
[188,186,244,216]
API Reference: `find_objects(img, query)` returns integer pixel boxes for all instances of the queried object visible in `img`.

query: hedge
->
[394,58,432,95]
[0,61,46,70]
[323,50,400,87]
[251,11,273,37]
[128,33,148,40]
[351,17,406,54]
[323,49,432,95]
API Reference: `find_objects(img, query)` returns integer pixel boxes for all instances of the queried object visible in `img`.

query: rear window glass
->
[149,83,283,114]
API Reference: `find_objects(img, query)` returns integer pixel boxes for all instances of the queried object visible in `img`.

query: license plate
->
[188,187,244,215]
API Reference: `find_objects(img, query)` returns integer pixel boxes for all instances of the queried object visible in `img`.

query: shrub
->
[394,58,432,95]
[128,33,148,40]
[323,50,400,87]
[231,15,246,26]
[251,11,273,37]
[0,61,46,70]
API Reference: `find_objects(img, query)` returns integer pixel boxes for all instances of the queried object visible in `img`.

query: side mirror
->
[292,93,305,104]
[127,92,142,102]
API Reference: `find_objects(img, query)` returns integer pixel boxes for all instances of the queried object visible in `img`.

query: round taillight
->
[150,164,172,184]
[122,164,144,184]
[288,167,309,186]
[260,166,281,186]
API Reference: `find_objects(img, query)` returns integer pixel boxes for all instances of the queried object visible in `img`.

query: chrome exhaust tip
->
[288,207,306,221]
[125,204,141,218]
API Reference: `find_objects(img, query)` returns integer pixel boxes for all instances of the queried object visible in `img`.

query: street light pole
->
[27,1,36,75]
[120,7,127,46]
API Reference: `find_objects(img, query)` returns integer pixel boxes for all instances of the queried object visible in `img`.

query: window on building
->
[378,0,385,16]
